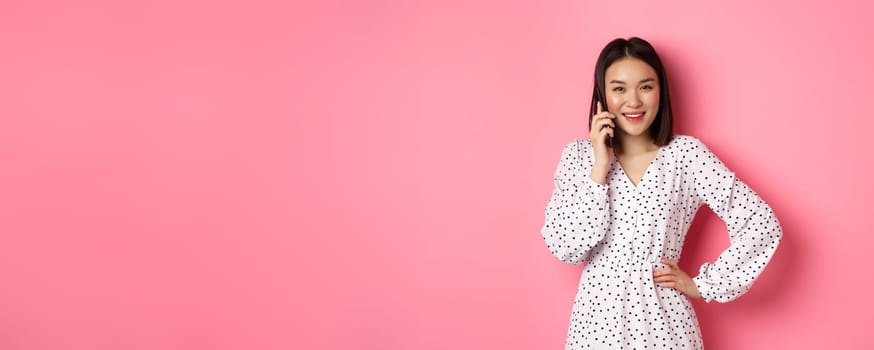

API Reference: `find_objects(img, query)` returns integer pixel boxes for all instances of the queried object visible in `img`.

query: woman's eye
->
[612,87,624,92]
[641,85,653,90]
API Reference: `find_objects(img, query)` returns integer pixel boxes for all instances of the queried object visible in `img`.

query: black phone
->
[596,86,613,148]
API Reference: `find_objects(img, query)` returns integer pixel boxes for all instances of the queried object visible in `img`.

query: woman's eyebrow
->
[608,77,656,84]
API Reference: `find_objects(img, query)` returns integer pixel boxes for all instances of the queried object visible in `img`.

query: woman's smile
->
[622,111,646,123]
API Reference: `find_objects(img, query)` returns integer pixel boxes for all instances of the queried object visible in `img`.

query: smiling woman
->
[539,37,782,349]
[606,59,659,137]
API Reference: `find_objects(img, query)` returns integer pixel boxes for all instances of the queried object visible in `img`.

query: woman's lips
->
[623,112,645,123]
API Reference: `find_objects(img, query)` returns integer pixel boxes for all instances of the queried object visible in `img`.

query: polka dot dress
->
[540,135,782,349]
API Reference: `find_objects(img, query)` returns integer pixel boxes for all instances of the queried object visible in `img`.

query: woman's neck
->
[617,133,657,156]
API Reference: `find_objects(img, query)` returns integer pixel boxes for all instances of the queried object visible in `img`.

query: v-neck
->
[614,145,664,189]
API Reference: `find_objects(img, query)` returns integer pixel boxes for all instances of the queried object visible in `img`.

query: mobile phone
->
[596,87,613,148]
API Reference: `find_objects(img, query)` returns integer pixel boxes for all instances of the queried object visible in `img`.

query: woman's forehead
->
[606,58,658,81]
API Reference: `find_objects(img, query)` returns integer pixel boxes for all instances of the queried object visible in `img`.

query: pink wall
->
[1,0,871,349]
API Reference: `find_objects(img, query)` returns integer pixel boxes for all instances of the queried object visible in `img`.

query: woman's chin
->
[618,128,649,137]
[617,122,655,138]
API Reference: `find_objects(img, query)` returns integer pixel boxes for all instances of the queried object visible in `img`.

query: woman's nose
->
[626,91,643,108]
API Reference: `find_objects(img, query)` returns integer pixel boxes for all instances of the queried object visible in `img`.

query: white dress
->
[540,135,782,349]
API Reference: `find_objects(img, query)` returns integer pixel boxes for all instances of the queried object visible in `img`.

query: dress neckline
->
[614,144,665,189]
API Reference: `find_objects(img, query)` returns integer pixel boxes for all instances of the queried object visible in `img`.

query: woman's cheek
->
[607,95,623,113]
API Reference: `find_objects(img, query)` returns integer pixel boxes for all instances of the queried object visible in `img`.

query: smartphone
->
[596,86,613,148]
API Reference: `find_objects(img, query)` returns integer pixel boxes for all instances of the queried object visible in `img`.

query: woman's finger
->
[593,116,615,129]
[598,127,613,140]
[653,268,674,277]
[653,271,676,280]
[597,112,615,120]
[653,275,675,283]
[591,113,613,127]
[658,281,676,288]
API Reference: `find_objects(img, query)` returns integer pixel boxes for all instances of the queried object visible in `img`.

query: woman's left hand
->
[653,259,701,299]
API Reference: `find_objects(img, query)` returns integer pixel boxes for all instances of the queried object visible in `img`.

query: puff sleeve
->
[688,138,782,302]
[540,140,611,265]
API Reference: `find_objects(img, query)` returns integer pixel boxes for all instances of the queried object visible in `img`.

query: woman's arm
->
[688,138,783,302]
[540,140,611,265]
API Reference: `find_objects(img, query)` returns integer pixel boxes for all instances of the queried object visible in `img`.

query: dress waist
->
[585,254,672,273]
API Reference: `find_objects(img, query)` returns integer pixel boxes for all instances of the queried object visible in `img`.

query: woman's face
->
[604,57,660,139]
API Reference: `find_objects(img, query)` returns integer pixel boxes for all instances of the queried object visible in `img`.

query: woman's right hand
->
[589,101,614,184]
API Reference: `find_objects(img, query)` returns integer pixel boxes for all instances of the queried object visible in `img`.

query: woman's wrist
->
[590,164,609,185]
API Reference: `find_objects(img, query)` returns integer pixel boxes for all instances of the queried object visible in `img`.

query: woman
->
[540,37,782,349]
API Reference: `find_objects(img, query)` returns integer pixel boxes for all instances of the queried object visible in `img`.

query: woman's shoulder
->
[666,134,712,154]
[663,135,713,168]
[557,139,593,162]
[666,134,730,173]
[668,134,703,148]
[560,138,592,153]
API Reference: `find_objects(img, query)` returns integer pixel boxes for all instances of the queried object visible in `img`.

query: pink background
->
[1,0,872,349]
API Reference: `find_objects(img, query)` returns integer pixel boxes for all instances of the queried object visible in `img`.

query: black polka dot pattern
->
[540,135,782,349]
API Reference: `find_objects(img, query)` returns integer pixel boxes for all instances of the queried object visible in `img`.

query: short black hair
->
[589,37,674,151]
